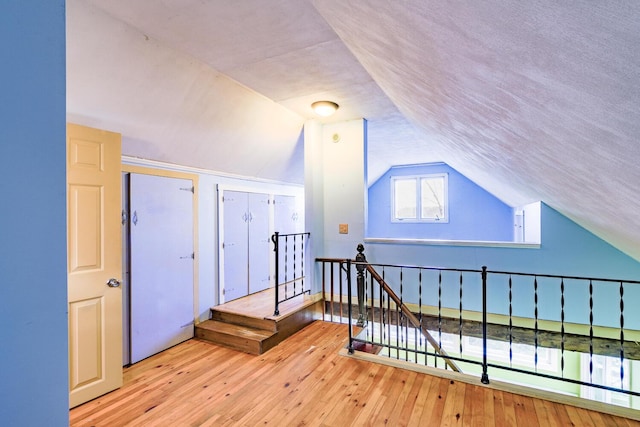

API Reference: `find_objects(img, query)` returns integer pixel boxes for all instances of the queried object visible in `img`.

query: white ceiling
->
[67,0,640,261]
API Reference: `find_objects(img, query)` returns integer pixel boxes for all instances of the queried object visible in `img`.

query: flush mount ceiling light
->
[311,100,339,117]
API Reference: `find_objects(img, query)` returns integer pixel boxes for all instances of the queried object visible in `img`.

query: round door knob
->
[106,278,121,288]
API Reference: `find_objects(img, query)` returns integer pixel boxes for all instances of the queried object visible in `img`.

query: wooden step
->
[197,293,324,355]
[210,309,277,332]
[195,320,277,355]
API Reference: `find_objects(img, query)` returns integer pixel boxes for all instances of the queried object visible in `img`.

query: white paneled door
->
[248,193,271,294]
[220,190,271,303]
[67,123,122,408]
[129,173,194,364]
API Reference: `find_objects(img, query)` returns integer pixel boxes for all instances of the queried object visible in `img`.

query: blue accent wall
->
[0,1,68,424]
[365,203,640,330]
[368,163,514,241]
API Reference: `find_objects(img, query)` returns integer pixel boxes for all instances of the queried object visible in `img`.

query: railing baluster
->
[300,235,304,294]
[321,260,326,320]
[292,235,297,297]
[589,279,594,384]
[380,267,391,357]
[459,272,463,358]
[509,275,513,368]
[364,272,376,341]
[400,267,405,360]
[437,270,442,370]
[284,235,288,299]
[396,269,400,360]
[418,268,423,364]
[369,271,375,344]
[378,268,387,352]
[339,260,343,321]
[330,261,335,322]
[620,281,625,390]
[534,276,539,372]
[560,278,565,378]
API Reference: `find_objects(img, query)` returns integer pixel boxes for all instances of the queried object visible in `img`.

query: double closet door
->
[221,190,271,302]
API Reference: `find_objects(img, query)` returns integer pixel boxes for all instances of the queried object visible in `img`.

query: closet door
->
[248,193,270,294]
[129,173,194,364]
[221,190,249,302]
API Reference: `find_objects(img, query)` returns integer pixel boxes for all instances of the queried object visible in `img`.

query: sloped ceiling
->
[68,0,640,261]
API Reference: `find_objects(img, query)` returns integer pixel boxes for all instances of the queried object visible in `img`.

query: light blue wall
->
[0,1,69,424]
[368,163,514,241]
[364,203,640,329]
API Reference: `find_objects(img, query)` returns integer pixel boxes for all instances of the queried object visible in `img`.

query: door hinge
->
[180,186,194,193]
[121,210,127,225]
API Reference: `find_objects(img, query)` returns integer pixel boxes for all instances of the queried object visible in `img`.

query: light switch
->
[339,223,348,234]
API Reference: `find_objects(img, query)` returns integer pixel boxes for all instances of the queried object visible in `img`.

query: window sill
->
[364,237,541,249]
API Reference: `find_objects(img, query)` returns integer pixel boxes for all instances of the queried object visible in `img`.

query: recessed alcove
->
[366,162,541,247]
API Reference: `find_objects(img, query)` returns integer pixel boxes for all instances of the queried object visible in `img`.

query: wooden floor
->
[70,321,639,427]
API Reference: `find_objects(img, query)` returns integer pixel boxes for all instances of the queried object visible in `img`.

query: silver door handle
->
[106,278,121,288]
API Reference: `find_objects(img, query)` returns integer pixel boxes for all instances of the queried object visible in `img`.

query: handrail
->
[363,262,461,372]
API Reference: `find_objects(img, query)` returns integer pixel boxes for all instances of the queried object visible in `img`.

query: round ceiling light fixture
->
[311,100,339,117]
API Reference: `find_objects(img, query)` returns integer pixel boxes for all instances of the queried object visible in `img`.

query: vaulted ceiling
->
[67,0,640,261]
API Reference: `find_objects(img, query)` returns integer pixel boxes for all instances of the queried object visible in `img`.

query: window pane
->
[421,177,445,220]
[394,179,416,219]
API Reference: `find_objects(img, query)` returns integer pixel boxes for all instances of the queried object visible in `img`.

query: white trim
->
[122,155,303,188]
[365,237,541,249]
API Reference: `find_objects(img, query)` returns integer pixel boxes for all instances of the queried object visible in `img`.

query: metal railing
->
[317,244,640,406]
[271,231,310,316]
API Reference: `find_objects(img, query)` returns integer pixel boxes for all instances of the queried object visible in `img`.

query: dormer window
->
[391,173,448,223]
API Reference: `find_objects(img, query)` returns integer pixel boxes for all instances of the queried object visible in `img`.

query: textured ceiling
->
[68,0,640,261]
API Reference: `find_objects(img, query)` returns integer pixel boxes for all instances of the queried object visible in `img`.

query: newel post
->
[272,232,280,316]
[355,243,367,327]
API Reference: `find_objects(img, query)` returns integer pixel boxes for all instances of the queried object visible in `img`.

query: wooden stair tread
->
[196,320,274,340]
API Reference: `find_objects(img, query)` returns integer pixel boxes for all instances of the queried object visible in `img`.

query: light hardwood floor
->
[70,321,639,426]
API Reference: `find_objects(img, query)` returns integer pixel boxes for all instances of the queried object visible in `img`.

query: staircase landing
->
[195,288,322,355]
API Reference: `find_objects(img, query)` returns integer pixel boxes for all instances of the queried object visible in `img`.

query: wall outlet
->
[339,223,348,234]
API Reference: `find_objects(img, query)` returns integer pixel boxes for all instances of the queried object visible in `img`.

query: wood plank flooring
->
[70,321,639,426]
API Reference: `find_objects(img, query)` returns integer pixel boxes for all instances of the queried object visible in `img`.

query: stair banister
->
[356,244,461,372]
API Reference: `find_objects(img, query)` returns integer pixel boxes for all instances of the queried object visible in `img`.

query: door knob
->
[106,278,121,288]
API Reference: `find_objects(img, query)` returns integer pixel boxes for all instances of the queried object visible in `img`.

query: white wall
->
[122,157,304,322]
[67,0,305,183]
[0,1,69,424]
[320,119,368,258]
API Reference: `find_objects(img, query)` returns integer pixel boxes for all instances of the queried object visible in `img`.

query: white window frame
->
[391,173,449,223]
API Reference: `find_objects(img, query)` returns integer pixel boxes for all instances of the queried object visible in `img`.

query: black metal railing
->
[317,244,640,407]
[271,231,310,316]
